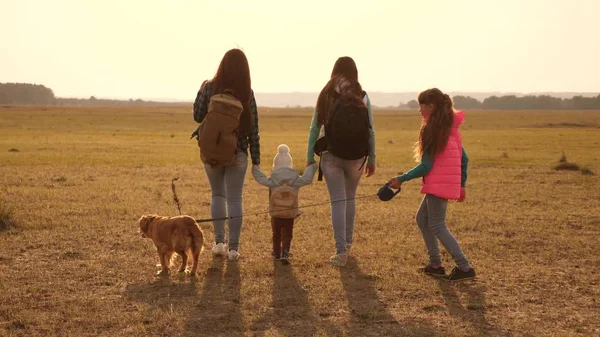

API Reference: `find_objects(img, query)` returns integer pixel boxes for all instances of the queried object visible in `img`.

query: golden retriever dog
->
[138,214,204,277]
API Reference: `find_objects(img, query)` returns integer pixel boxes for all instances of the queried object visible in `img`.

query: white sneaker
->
[330,253,348,267]
[228,249,240,261]
[212,243,227,257]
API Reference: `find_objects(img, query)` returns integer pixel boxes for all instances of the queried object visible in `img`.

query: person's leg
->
[321,153,348,255]
[271,217,282,258]
[224,152,248,254]
[416,195,442,267]
[342,158,364,250]
[280,218,294,265]
[281,218,294,253]
[426,194,471,271]
[203,162,226,245]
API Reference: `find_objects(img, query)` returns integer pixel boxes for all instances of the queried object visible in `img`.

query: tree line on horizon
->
[403,94,600,110]
[2,82,600,110]
[0,83,163,106]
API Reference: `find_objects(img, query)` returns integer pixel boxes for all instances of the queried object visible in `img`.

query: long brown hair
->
[414,88,455,160]
[211,49,253,136]
[316,57,364,125]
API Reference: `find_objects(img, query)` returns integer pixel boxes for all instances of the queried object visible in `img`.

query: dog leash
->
[194,194,379,223]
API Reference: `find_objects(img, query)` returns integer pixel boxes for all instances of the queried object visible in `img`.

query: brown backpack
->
[269,182,298,219]
[198,92,243,166]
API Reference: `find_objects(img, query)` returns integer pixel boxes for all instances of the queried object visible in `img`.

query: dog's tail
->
[185,217,204,256]
[185,217,204,275]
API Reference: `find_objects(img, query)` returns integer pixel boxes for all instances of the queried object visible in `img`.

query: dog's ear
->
[138,215,155,234]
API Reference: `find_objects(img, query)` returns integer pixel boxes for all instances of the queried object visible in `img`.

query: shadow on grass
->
[183,258,244,337]
[436,279,513,337]
[123,268,200,336]
[339,259,438,337]
[123,273,198,310]
[250,261,324,337]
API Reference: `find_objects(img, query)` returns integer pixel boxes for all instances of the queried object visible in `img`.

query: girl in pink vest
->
[388,88,475,281]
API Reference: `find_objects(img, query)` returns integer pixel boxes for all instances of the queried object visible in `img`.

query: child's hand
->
[365,165,376,177]
[457,188,466,202]
[388,177,402,189]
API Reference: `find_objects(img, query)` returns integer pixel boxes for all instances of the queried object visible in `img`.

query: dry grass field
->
[0,105,599,337]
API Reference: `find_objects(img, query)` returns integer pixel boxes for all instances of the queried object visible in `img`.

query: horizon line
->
[54,90,600,102]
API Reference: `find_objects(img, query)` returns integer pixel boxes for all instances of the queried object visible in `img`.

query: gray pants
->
[321,152,364,254]
[416,194,471,270]
[203,151,248,251]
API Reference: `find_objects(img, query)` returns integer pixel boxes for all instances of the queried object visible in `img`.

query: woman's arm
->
[192,81,210,123]
[248,91,261,166]
[306,109,321,165]
[366,93,376,167]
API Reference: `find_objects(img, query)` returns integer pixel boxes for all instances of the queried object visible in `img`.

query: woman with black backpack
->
[192,48,261,261]
[306,57,376,267]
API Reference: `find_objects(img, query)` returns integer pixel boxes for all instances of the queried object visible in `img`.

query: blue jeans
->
[416,194,471,270]
[320,152,364,254]
[203,151,248,251]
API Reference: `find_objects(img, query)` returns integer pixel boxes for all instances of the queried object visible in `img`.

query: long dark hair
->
[316,57,364,125]
[211,49,253,136]
[415,88,455,160]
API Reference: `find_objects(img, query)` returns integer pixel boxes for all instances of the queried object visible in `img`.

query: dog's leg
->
[190,247,201,276]
[177,250,188,273]
[156,247,171,276]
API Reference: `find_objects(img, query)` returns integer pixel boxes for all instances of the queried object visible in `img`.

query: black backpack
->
[314,93,371,180]
[325,94,370,160]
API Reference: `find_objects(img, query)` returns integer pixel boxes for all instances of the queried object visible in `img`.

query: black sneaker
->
[444,267,476,281]
[419,265,446,277]
[280,250,290,265]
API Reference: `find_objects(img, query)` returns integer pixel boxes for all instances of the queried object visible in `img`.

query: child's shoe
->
[280,250,290,265]
[330,253,348,267]
[271,251,280,260]
[228,249,240,261]
[418,264,446,277]
[212,243,228,257]
[443,267,476,281]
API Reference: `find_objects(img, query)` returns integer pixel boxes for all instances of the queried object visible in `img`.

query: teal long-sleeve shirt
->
[306,93,376,167]
[398,147,469,187]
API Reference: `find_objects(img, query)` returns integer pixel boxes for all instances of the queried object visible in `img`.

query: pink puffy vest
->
[420,111,464,200]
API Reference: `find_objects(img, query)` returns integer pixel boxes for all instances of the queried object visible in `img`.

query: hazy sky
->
[1,0,599,100]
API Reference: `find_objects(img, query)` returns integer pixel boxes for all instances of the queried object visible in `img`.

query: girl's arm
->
[461,146,469,187]
[292,163,318,187]
[248,90,261,166]
[397,152,434,183]
[306,109,321,164]
[366,94,376,167]
[193,81,210,123]
[251,166,277,188]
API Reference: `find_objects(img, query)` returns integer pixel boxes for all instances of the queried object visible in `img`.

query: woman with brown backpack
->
[305,57,377,267]
[192,49,261,261]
